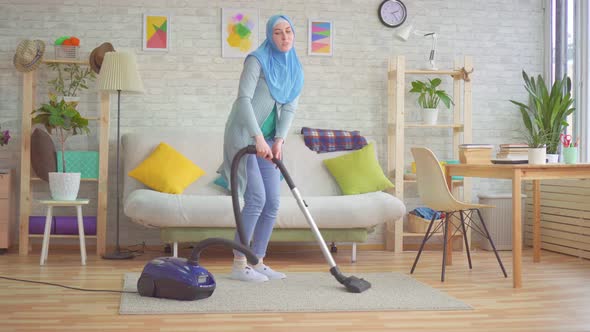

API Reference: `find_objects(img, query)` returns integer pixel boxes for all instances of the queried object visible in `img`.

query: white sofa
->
[122,130,405,261]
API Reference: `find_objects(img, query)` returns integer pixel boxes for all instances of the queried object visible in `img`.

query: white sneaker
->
[230,266,269,282]
[253,264,286,280]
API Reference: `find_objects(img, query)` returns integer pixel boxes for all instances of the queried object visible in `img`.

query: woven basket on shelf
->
[54,45,79,60]
[407,213,443,233]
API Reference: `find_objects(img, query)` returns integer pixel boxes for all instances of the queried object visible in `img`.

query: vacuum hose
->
[188,238,258,266]
[185,146,261,267]
[230,145,258,246]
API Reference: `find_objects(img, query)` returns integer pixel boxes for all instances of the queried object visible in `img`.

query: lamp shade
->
[396,24,413,41]
[97,51,144,93]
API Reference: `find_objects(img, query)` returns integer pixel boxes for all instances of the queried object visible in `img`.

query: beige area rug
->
[119,272,471,314]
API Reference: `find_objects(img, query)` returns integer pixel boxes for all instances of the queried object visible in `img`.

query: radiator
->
[524,179,590,259]
[477,194,526,251]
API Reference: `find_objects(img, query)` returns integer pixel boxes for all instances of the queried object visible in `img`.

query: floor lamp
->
[98,51,144,259]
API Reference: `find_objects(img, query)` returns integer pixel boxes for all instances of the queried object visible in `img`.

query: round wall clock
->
[378,0,407,28]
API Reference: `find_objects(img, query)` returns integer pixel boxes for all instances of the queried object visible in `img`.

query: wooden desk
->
[445,163,590,288]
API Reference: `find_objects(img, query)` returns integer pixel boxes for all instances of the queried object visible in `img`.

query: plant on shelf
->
[510,70,575,161]
[0,125,10,146]
[409,78,454,125]
[47,63,96,101]
[32,94,90,200]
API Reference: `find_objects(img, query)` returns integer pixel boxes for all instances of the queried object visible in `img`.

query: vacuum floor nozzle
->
[330,267,371,293]
[342,276,372,293]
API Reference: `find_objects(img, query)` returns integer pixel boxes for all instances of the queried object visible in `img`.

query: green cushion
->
[323,143,394,195]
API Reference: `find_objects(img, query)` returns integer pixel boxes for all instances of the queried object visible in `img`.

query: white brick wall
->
[0,0,544,247]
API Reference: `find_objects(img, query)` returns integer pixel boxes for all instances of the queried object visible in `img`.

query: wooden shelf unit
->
[385,55,473,252]
[18,59,110,256]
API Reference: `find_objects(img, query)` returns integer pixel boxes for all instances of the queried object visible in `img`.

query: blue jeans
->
[233,146,281,258]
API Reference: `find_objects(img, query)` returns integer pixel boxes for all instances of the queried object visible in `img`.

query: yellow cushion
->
[128,142,205,194]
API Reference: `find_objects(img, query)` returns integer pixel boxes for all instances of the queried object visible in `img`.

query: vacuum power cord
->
[0,276,138,294]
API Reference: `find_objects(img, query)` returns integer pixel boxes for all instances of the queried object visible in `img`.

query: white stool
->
[39,199,89,266]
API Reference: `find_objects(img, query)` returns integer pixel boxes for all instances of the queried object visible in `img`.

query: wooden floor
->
[0,245,589,332]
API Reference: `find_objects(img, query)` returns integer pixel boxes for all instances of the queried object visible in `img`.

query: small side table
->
[39,199,89,266]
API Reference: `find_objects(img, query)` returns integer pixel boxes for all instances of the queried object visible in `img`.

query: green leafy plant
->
[509,70,575,153]
[0,125,10,146]
[522,129,550,149]
[409,78,454,109]
[47,63,96,97]
[32,94,90,172]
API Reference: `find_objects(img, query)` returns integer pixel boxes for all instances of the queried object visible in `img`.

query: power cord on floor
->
[0,276,138,294]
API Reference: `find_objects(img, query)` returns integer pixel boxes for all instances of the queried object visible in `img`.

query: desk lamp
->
[397,25,438,70]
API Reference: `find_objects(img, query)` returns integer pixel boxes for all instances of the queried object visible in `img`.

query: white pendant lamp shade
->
[98,52,144,93]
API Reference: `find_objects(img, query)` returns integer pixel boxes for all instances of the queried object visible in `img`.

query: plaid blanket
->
[300,127,368,153]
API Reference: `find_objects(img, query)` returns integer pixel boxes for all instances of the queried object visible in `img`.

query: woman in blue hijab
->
[220,15,304,282]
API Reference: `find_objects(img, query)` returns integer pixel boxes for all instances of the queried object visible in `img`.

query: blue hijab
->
[248,15,304,104]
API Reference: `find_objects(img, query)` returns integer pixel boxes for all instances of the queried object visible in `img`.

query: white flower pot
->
[546,153,559,163]
[528,148,547,165]
[421,108,438,125]
[48,172,81,200]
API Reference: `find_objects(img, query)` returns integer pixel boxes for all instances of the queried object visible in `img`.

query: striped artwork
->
[308,20,333,56]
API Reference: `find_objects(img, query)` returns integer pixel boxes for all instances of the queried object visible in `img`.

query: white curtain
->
[574,0,589,162]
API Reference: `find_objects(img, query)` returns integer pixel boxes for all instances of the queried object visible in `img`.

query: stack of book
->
[496,144,529,160]
[459,144,494,164]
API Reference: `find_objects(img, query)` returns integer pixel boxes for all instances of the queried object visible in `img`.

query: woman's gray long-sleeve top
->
[219,56,299,196]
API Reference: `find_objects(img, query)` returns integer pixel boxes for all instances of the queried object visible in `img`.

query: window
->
[547,0,589,161]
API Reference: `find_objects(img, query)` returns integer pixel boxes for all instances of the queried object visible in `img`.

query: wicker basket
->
[54,45,79,60]
[407,213,443,233]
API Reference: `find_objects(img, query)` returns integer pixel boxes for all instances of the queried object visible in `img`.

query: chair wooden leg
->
[410,213,438,274]
[441,213,450,282]
[460,210,472,269]
[476,209,508,278]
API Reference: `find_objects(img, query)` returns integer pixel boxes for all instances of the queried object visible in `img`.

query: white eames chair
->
[410,147,507,281]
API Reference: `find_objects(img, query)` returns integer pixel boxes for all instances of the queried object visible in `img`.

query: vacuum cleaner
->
[137,238,258,301]
[137,145,371,301]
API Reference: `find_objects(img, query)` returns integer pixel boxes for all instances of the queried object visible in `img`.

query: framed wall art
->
[143,13,171,51]
[308,19,333,56]
[221,8,259,58]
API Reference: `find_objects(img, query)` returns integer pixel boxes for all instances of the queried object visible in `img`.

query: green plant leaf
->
[513,70,576,150]
[436,92,452,109]
[409,78,451,110]
[31,94,91,172]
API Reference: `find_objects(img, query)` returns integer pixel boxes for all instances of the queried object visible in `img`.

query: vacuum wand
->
[230,146,371,293]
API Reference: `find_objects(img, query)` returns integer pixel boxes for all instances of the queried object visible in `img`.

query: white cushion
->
[124,189,405,229]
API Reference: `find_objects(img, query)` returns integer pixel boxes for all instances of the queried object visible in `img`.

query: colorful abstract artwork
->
[143,14,170,51]
[222,8,259,58]
[308,20,333,56]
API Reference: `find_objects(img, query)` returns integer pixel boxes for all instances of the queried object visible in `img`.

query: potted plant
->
[32,94,90,200]
[409,78,454,124]
[47,63,96,105]
[510,70,575,163]
[522,128,550,164]
[0,125,10,147]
